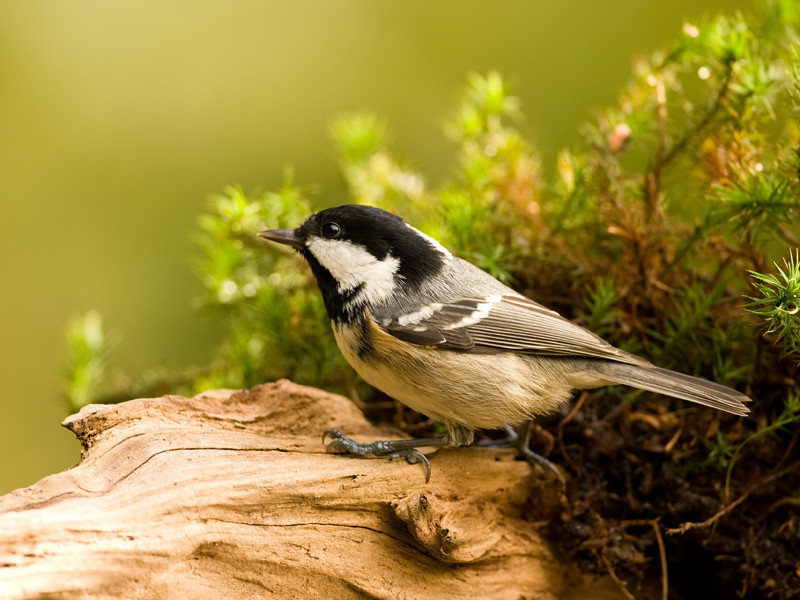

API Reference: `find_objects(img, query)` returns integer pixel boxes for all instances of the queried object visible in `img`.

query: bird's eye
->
[321,222,341,238]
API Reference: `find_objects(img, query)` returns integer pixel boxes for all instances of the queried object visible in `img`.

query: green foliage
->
[62,5,800,594]
[576,277,621,338]
[748,249,800,358]
[63,311,115,412]
[64,3,799,408]
[194,176,311,309]
[443,72,543,280]
[721,389,800,499]
[190,175,355,393]
[329,111,427,209]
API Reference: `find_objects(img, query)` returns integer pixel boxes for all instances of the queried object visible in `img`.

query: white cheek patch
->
[307,237,401,304]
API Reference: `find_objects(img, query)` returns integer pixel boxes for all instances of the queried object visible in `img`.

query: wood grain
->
[0,380,622,599]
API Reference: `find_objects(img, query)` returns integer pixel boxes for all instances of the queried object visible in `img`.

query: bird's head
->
[259,204,451,321]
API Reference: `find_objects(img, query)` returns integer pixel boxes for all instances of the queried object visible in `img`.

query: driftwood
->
[0,380,622,599]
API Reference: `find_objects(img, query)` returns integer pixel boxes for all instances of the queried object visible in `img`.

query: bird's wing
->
[376,294,650,367]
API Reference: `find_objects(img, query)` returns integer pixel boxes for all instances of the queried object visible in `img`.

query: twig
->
[664,426,683,454]
[642,65,733,226]
[667,460,800,535]
[724,410,800,501]
[652,521,668,600]
[559,390,588,429]
[557,391,588,470]
[776,223,800,246]
[660,66,733,167]
[602,555,637,600]
[775,424,800,473]
[644,77,668,218]
[621,519,668,600]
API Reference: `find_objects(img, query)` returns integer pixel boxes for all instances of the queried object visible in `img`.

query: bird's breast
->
[331,314,576,430]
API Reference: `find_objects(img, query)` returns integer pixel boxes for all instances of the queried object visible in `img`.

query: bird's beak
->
[258,229,303,249]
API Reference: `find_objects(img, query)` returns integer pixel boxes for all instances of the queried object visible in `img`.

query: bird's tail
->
[587,362,751,416]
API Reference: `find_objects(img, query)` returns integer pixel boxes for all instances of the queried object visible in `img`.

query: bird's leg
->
[323,423,564,483]
[477,424,519,447]
[322,429,447,482]
[513,421,565,482]
[480,422,564,482]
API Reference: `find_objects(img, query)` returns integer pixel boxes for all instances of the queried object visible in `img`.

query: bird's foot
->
[516,445,565,483]
[479,424,564,483]
[322,429,437,482]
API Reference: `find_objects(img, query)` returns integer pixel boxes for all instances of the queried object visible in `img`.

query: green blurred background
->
[0,0,751,495]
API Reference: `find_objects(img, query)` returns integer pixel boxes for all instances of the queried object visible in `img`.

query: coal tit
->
[259,204,750,481]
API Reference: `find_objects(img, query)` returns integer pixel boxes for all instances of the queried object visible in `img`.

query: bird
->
[258,204,750,481]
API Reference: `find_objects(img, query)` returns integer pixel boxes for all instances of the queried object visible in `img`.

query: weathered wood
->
[0,380,621,599]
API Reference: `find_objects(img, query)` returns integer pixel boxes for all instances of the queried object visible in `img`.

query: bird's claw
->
[517,446,565,484]
[478,425,565,484]
[387,449,431,483]
[322,428,363,454]
[322,429,431,482]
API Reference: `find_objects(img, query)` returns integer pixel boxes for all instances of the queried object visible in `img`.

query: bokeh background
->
[0,0,752,495]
